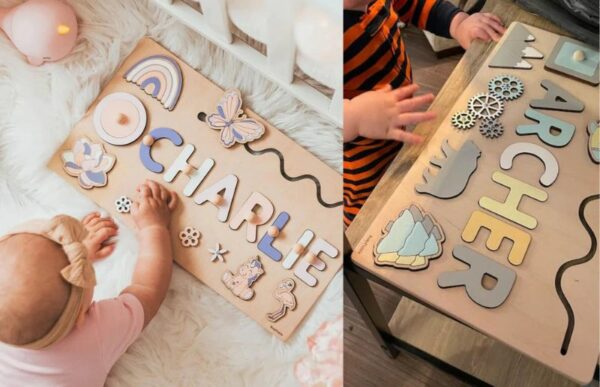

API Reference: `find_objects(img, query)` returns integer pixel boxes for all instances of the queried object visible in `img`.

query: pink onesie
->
[0,293,144,386]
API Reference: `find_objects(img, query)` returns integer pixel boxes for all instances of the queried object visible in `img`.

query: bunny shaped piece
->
[0,0,77,65]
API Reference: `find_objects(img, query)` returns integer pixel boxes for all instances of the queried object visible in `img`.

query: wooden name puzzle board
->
[352,23,599,383]
[48,38,342,341]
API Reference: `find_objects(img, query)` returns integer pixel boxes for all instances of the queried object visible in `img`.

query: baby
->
[343,0,506,225]
[0,180,178,386]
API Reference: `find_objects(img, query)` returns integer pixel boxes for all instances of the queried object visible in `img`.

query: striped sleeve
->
[392,0,461,38]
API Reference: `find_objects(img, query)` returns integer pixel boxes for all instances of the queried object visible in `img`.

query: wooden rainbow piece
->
[124,55,183,111]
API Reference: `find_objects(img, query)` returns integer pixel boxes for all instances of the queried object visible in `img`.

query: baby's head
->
[0,216,96,349]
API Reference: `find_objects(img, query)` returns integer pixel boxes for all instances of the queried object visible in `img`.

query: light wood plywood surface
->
[48,38,343,341]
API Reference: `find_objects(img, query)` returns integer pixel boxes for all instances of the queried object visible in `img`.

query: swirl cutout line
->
[243,143,343,209]
[554,194,599,355]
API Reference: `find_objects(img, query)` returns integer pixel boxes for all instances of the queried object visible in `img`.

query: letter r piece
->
[437,245,517,308]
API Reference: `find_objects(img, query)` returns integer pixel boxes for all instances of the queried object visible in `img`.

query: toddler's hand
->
[344,84,436,143]
[81,212,118,261]
[131,180,178,232]
[450,12,506,49]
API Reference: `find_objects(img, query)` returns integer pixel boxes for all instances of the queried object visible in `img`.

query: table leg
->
[344,248,399,358]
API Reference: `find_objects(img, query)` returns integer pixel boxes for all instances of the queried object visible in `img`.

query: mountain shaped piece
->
[529,79,585,112]
[489,24,543,69]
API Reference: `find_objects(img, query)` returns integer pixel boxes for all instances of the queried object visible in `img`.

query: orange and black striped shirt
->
[343,0,460,226]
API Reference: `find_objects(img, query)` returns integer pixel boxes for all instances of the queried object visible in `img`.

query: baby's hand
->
[450,12,506,49]
[344,84,436,143]
[131,180,178,232]
[81,212,119,261]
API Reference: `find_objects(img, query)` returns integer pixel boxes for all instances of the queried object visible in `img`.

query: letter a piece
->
[294,238,339,287]
[529,80,584,112]
[516,109,575,148]
[229,192,275,243]
[193,174,238,222]
[438,245,517,308]
[462,210,531,266]
[164,144,215,197]
[258,212,290,262]
[480,171,547,230]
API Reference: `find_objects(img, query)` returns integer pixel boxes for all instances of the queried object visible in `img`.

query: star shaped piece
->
[208,243,228,263]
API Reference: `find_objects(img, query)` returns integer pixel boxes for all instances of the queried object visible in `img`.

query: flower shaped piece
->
[179,227,201,248]
[208,243,228,263]
[62,137,116,190]
[115,196,132,213]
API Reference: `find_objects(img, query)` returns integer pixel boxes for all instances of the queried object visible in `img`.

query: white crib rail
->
[152,0,342,126]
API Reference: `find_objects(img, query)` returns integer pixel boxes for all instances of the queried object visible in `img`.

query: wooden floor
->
[344,26,465,387]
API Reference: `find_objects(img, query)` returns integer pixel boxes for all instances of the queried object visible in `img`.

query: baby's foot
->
[81,212,119,261]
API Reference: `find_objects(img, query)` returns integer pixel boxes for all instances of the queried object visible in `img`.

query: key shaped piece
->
[529,80,584,112]
[258,212,290,262]
[164,144,215,197]
[139,127,184,173]
[266,278,297,322]
[438,245,517,308]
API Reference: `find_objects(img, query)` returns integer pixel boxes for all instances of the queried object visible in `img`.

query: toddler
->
[0,180,178,386]
[343,0,506,225]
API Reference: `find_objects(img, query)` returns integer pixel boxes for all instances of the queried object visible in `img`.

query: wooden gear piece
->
[545,36,599,86]
[93,92,147,146]
[373,205,445,270]
[266,278,297,322]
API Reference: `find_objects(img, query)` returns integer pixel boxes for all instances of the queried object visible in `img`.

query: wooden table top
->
[346,1,599,384]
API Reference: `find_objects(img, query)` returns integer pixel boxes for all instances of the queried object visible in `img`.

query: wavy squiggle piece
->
[243,144,342,209]
[555,194,599,355]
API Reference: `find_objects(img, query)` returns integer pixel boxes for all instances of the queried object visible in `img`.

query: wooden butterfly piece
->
[207,89,265,148]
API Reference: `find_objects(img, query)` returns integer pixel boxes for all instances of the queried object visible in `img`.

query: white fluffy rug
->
[0,0,342,385]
